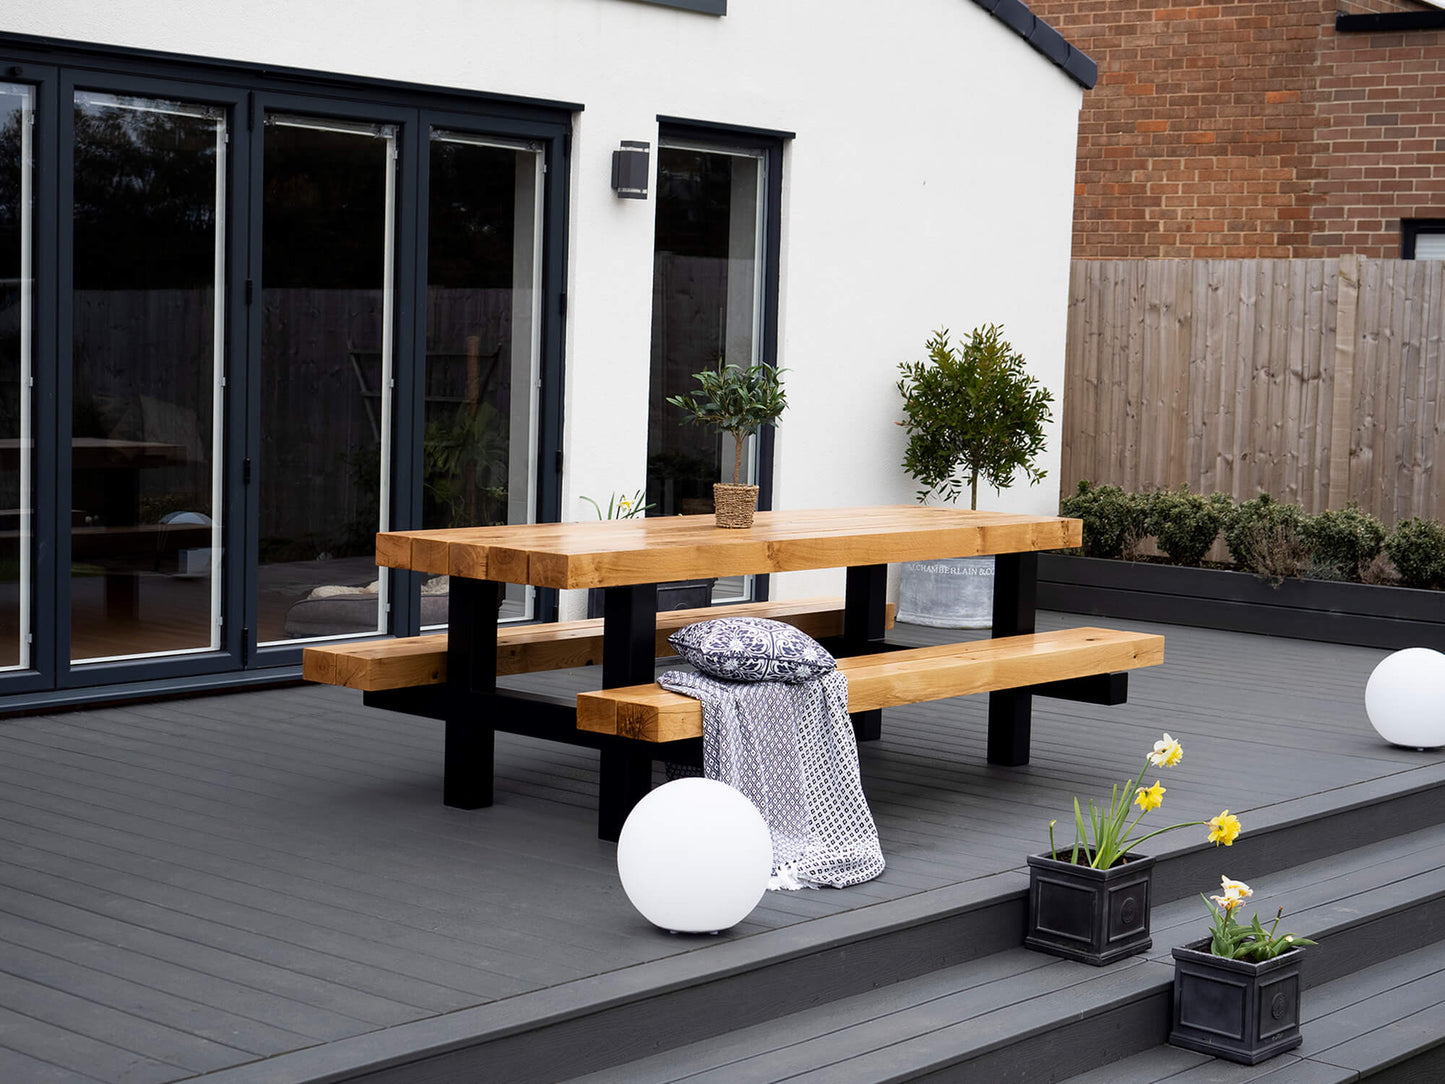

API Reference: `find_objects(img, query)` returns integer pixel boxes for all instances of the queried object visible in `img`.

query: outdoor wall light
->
[611,140,650,199]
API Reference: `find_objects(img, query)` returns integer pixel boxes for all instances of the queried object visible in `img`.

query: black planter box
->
[1038,553,1445,651]
[1170,938,1305,1064]
[1025,851,1155,966]
[586,579,716,620]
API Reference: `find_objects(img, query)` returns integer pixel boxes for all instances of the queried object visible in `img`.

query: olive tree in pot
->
[896,325,1052,627]
[666,361,787,529]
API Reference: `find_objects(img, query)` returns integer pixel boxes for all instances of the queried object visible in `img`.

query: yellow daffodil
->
[1208,810,1242,847]
[1148,733,1183,767]
[1134,781,1165,812]
[1220,876,1252,898]
[1049,729,1241,871]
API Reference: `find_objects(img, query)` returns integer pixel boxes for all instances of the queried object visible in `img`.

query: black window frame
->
[652,116,789,598]
[1402,219,1445,259]
[0,32,575,707]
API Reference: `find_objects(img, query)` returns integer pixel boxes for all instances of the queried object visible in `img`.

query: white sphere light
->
[1365,647,1445,750]
[616,778,772,933]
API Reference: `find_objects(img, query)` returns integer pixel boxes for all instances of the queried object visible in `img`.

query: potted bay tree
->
[896,325,1052,627]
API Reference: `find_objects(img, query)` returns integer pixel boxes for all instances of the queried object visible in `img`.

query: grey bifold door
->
[0,57,564,698]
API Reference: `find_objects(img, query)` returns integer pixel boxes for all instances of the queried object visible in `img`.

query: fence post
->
[1327,254,1361,510]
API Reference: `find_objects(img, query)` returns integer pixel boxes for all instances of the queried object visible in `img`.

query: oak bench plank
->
[302,597,894,692]
[575,627,1166,743]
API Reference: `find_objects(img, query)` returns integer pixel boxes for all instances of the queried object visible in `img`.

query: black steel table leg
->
[988,552,1038,766]
[844,563,888,742]
[597,583,660,841]
[443,577,499,808]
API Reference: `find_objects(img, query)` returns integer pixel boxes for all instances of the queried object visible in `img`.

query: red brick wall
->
[1029,0,1445,258]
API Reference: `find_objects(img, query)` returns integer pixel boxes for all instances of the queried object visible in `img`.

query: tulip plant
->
[1049,732,1243,869]
[1202,877,1317,961]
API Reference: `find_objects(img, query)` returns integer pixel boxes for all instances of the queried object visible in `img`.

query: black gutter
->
[1336,10,1445,33]
[972,0,1098,89]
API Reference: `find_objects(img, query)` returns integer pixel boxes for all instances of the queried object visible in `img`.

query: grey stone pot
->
[1170,938,1305,1064]
[896,556,994,628]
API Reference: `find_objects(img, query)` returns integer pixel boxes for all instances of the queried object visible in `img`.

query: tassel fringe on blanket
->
[657,669,885,890]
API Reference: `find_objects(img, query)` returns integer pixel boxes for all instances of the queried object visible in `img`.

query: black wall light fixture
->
[611,140,650,199]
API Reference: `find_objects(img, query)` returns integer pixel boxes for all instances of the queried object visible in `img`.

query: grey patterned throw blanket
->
[657,669,885,890]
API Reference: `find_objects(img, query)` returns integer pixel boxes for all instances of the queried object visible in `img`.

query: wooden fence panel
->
[1061,257,1444,527]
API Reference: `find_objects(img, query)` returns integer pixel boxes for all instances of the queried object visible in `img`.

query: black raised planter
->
[1024,851,1155,966]
[1038,553,1445,651]
[586,579,716,620]
[1170,938,1305,1064]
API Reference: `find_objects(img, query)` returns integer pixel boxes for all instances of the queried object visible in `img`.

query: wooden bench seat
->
[302,596,895,692]
[576,627,1166,742]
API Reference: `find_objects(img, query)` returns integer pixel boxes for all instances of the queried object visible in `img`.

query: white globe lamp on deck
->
[1365,647,1445,750]
[616,778,771,933]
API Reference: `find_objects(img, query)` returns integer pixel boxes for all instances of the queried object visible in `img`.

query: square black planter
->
[1025,851,1155,965]
[1169,938,1304,1065]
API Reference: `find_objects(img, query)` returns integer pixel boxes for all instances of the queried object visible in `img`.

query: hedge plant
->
[1224,494,1310,580]
[1060,480,1147,559]
[1385,517,1445,589]
[1303,504,1386,581]
[1145,487,1233,566]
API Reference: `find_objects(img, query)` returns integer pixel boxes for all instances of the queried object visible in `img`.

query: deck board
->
[0,612,1439,1081]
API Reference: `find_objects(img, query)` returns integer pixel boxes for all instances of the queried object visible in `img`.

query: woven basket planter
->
[713,483,759,528]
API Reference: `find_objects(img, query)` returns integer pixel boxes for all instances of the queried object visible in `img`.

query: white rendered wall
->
[7,0,1084,607]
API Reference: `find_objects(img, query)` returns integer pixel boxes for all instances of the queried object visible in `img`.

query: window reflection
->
[646,145,765,519]
[646,143,766,604]
[422,132,542,624]
[70,92,224,662]
[258,116,395,643]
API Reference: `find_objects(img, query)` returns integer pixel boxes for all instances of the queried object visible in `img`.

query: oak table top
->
[375,505,1082,589]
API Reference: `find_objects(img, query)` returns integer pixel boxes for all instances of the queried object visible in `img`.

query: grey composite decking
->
[0,612,1437,1082]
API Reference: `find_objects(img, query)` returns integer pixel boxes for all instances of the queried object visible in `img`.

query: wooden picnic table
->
[373,506,1090,840]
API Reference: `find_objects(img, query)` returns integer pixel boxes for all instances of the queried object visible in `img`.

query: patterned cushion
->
[668,616,837,684]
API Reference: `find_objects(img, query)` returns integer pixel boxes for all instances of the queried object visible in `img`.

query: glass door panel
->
[422,131,542,624]
[70,92,225,662]
[0,84,33,670]
[257,115,396,644]
[646,142,766,603]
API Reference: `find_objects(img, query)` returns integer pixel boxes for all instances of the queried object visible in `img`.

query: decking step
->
[562,823,1445,1083]
[182,758,1445,1083]
[1061,938,1445,1082]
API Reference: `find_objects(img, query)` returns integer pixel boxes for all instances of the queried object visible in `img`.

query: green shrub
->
[1303,504,1386,581]
[1224,493,1309,579]
[1145,487,1233,566]
[1060,480,1147,559]
[1385,517,1445,588]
